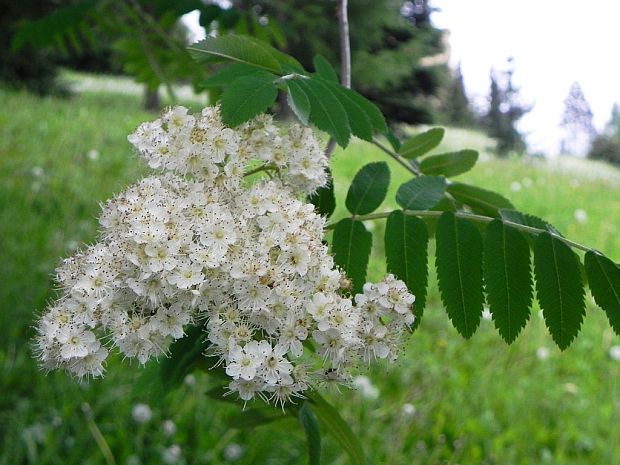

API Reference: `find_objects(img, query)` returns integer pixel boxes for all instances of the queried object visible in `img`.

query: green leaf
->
[447,183,514,217]
[398,128,445,159]
[585,251,620,335]
[296,78,351,147]
[345,162,390,215]
[385,211,429,327]
[220,72,278,126]
[308,171,336,218]
[201,63,258,88]
[534,232,586,350]
[332,219,372,294]
[287,80,311,125]
[436,212,484,338]
[499,209,562,236]
[299,402,322,465]
[419,150,478,177]
[483,220,533,343]
[383,129,401,151]
[160,326,207,392]
[188,35,283,73]
[313,54,338,82]
[339,87,387,133]
[322,80,373,141]
[307,392,366,465]
[228,409,288,430]
[396,176,446,210]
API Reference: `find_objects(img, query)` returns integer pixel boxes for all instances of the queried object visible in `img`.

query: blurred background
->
[2,1,620,464]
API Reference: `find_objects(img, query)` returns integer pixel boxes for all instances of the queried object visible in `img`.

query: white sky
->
[431,0,620,155]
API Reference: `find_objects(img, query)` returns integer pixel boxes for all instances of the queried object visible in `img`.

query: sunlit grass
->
[2,80,620,465]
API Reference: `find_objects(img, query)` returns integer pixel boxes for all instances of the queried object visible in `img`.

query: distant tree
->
[560,82,595,156]
[483,59,530,155]
[442,63,476,128]
[589,103,620,166]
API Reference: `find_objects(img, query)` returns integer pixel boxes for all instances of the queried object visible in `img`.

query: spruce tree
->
[560,82,595,156]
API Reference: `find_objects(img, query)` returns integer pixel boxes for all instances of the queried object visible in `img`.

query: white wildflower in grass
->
[482,307,493,321]
[574,208,588,223]
[161,445,182,465]
[223,443,243,461]
[35,106,416,405]
[162,419,177,436]
[536,347,550,361]
[131,403,153,423]
[402,403,417,417]
[352,375,379,400]
[510,181,522,192]
[609,345,620,361]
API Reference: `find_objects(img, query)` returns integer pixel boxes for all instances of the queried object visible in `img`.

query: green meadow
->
[2,77,620,465]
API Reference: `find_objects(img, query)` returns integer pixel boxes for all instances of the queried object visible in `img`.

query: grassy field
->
[2,79,620,465]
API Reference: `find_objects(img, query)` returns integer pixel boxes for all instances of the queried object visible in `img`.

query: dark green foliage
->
[396,176,446,210]
[332,219,372,294]
[435,212,484,338]
[313,54,338,82]
[201,63,258,87]
[442,64,476,128]
[534,233,586,350]
[299,403,322,465]
[589,134,620,166]
[308,171,336,218]
[160,325,208,392]
[419,150,478,177]
[585,251,620,335]
[345,162,390,215]
[398,127,445,159]
[385,211,429,324]
[296,78,351,147]
[307,391,366,465]
[483,220,533,343]
[220,72,278,126]
[483,61,530,155]
[447,182,514,217]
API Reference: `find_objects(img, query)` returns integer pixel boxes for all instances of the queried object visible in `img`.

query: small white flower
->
[609,345,620,361]
[402,403,417,417]
[482,307,493,321]
[536,347,550,361]
[352,375,379,400]
[510,181,522,192]
[131,404,152,423]
[161,444,182,464]
[223,443,243,461]
[162,419,177,436]
[574,208,587,223]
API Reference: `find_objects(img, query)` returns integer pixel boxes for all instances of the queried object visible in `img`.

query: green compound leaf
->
[483,220,533,343]
[220,72,278,126]
[345,162,390,215]
[398,127,445,159]
[306,391,366,465]
[385,211,429,327]
[338,86,387,133]
[308,170,336,218]
[286,79,311,125]
[419,149,478,177]
[447,182,514,217]
[499,209,563,237]
[296,78,351,147]
[322,81,374,141]
[313,54,338,82]
[396,176,446,211]
[332,219,372,294]
[436,212,484,338]
[534,232,586,350]
[201,63,258,88]
[188,35,283,73]
[585,251,620,336]
[299,402,322,465]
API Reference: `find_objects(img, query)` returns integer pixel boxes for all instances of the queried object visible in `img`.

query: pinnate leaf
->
[345,162,390,215]
[435,212,484,338]
[483,220,533,343]
[419,150,478,177]
[296,78,351,147]
[322,81,374,141]
[399,127,445,159]
[332,219,372,294]
[385,211,429,326]
[585,251,620,335]
[308,171,336,218]
[287,79,311,125]
[396,176,446,210]
[499,209,562,236]
[447,182,514,217]
[534,232,586,350]
[299,402,322,465]
[201,63,257,87]
[306,392,366,465]
[220,72,278,126]
[313,54,338,82]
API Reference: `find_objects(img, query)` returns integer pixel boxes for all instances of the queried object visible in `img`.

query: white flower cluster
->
[35,106,415,405]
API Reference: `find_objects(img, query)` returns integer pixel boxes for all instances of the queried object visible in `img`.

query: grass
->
[2,80,620,465]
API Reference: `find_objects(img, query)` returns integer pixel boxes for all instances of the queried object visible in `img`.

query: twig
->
[325,0,352,160]
[325,209,593,254]
[371,139,421,176]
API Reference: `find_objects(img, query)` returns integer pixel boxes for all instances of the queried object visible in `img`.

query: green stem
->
[371,139,421,176]
[243,163,278,177]
[326,209,593,253]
